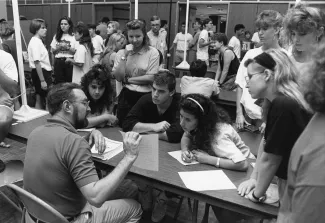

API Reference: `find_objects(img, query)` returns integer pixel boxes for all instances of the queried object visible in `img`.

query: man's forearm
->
[236,87,243,114]
[128,74,154,85]
[133,122,156,133]
[88,155,136,206]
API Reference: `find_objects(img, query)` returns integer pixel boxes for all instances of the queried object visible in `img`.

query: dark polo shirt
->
[23,116,99,218]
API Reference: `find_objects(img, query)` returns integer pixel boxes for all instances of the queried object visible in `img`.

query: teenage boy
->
[228,24,245,60]
[123,71,183,143]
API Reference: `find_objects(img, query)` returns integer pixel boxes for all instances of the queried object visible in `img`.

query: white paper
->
[168,150,199,166]
[251,162,255,168]
[77,128,95,132]
[91,137,123,160]
[245,183,279,204]
[120,131,159,171]
[178,170,236,191]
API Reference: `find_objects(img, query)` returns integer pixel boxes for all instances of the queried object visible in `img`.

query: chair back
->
[7,184,69,223]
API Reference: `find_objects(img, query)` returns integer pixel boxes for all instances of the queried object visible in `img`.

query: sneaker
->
[151,191,168,222]
[138,186,153,211]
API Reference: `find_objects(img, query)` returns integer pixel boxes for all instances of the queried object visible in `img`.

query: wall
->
[0,0,8,20]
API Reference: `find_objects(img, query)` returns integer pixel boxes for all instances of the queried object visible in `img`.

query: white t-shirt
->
[228,36,241,59]
[196,29,209,61]
[251,32,260,43]
[180,76,219,97]
[50,33,77,58]
[72,44,92,84]
[28,36,52,71]
[173,32,193,51]
[92,35,104,64]
[0,50,19,82]
[235,47,263,120]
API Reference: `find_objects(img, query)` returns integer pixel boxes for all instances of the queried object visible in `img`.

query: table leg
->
[192,199,199,223]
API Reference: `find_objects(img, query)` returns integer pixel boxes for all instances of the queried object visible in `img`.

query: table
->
[94,128,277,221]
[215,90,237,107]
[7,117,275,220]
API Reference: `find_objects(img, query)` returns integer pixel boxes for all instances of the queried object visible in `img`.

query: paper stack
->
[91,138,123,160]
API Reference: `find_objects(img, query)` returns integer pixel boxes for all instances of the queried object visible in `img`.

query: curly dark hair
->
[55,16,74,42]
[180,94,231,151]
[80,64,113,115]
[305,43,325,113]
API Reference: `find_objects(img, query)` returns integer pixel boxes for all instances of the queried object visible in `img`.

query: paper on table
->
[91,137,123,160]
[168,150,199,166]
[178,170,236,191]
[245,183,279,205]
[120,131,159,171]
[77,128,95,132]
[251,162,255,168]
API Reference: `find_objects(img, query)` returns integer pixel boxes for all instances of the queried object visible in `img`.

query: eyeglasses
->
[245,71,264,84]
[69,100,90,108]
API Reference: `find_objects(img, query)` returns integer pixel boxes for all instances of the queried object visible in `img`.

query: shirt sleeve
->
[173,33,179,44]
[228,37,235,48]
[29,39,42,62]
[165,96,183,143]
[74,45,86,64]
[288,186,325,223]
[112,49,124,73]
[146,48,159,75]
[235,51,249,89]
[264,99,296,156]
[122,94,147,132]
[50,36,57,50]
[2,55,18,82]
[67,137,99,188]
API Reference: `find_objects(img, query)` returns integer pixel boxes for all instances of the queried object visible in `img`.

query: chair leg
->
[173,196,184,221]
[192,199,199,223]
[187,198,192,213]
[201,203,210,223]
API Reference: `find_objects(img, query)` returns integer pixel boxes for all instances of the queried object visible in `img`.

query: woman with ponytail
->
[238,49,312,205]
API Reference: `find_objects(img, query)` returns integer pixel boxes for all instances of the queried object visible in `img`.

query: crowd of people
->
[1,2,325,223]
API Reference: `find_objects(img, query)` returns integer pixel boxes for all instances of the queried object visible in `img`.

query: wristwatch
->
[252,191,267,203]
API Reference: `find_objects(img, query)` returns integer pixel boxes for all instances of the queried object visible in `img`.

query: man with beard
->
[123,72,183,143]
[23,83,143,222]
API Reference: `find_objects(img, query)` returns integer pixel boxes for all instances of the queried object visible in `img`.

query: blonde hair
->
[105,32,125,53]
[266,49,311,112]
[283,3,325,45]
[255,10,283,30]
[108,21,120,32]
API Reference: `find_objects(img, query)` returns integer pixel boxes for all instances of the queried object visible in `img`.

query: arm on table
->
[80,132,141,207]
[236,86,245,129]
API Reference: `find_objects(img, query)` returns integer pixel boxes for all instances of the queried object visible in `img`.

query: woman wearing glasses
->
[237,49,311,206]
[112,19,159,126]
[235,10,283,131]
[81,64,118,128]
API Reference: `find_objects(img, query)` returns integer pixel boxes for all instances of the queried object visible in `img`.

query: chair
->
[7,184,69,223]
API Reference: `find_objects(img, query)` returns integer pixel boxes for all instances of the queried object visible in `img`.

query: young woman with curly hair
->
[80,64,118,127]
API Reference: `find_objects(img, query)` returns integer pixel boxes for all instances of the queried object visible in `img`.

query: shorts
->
[31,68,52,97]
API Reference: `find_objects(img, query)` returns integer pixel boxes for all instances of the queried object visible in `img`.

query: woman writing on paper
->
[180,93,252,171]
[81,64,118,128]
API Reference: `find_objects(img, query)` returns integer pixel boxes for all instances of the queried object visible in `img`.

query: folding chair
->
[7,184,69,223]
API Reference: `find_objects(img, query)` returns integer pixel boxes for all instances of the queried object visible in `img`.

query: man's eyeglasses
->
[69,100,90,108]
[245,71,264,84]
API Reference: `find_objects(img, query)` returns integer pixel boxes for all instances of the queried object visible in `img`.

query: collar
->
[129,46,148,55]
[46,115,77,134]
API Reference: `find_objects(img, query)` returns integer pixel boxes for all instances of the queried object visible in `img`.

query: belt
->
[29,212,74,222]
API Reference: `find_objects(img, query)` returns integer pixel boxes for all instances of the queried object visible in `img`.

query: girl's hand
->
[259,122,266,134]
[237,178,257,197]
[41,81,47,90]
[236,113,245,130]
[192,150,209,163]
[108,115,118,126]
[181,150,194,163]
